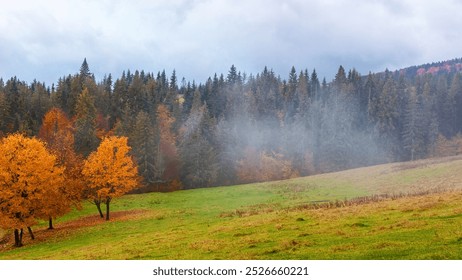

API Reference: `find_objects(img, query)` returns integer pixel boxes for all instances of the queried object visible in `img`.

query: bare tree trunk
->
[27,227,35,240]
[19,228,23,245]
[105,197,111,221]
[95,199,104,218]
[14,229,22,247]
[48,217,54,230]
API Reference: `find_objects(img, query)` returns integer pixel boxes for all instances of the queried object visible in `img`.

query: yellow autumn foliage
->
[38,108,84,228]
[82,136,139,205]
[0,134,64,230]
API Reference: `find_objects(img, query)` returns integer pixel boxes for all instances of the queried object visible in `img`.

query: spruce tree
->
[402,90,426,160]
[227,65,238,85]
[80,58,91,78]
[74,88,99,157]
[0,91,10,132]
[179,90,218,188]
[450,73,462,134]
[131,111,157,184]
[436,75,452,138]
[310,69,320,101]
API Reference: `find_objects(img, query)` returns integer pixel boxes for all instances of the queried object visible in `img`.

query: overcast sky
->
[1,0,461,86]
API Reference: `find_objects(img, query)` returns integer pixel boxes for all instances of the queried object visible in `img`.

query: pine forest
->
[1,58,462,193]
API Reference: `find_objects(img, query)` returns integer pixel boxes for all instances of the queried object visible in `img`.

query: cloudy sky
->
[1,0,461,85]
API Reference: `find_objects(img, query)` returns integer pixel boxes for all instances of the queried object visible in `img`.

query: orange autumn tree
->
[0,134,64,247]
[82,136,139,220]
[38,107,84,229]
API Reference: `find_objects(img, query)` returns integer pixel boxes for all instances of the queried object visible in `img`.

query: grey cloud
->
[1,0,461,85]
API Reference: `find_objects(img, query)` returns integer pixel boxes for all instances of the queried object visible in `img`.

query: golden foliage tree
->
[82,136,139,220]
[38,107,84,229]
[0,134,64,246]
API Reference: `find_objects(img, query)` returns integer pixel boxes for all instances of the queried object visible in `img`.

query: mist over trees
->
[1,58,462,190]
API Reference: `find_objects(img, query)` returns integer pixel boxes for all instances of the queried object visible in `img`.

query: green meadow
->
[1,156,462,260]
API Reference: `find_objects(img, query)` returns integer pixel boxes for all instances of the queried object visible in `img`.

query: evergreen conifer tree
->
[74,88,99,157]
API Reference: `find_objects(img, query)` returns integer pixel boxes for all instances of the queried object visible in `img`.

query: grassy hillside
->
[1,156,462,259]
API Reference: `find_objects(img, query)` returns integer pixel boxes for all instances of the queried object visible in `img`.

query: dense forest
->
[1,58,462,190]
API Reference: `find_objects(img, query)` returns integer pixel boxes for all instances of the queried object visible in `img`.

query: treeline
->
[1,58,462,190]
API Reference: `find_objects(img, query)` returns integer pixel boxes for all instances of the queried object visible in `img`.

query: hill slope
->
[1,156,462,259]
[395,57,462,78]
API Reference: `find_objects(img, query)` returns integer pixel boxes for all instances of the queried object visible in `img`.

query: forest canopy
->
[1,58,462,190]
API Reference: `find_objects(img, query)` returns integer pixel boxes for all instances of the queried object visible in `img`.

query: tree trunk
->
[95,199,104,218]
[14,229,22,247]
[19,229,23,245]
[105,197,111,221]
[48,217,54,230]
[27,227,35,240]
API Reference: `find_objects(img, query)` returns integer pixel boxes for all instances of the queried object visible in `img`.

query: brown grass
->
[291,187,457,212]
[219,203,278,218]
[391,155,462,172]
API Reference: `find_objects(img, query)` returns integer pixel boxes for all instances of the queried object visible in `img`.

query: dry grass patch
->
[0,209,151,252]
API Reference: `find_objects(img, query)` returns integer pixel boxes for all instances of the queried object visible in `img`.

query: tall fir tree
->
[131,111,157,184]
[179,90,218,188]
[80,58,91,78]
[450,73,462,134]
[402,90,426,160]
[74,88,99,157]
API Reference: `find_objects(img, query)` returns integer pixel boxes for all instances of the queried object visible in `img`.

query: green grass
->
[1,156,462,259]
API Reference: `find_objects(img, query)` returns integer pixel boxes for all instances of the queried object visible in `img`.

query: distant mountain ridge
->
[393,57,462,78]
